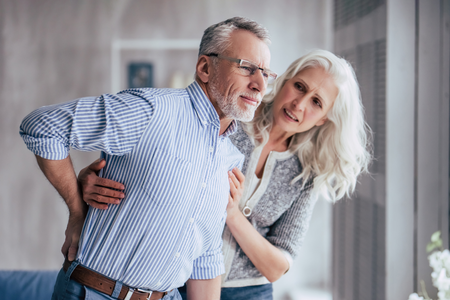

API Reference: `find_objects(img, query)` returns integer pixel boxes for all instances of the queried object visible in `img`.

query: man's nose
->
[248,70,266,94]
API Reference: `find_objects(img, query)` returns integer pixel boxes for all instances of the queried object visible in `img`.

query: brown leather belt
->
[63,260,168,300]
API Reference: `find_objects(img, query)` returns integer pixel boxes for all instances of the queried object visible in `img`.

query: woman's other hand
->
[227,167,245,221]
[78,159,125,210]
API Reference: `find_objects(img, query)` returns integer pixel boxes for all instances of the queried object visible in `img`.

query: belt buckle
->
[124,287,152,300]
[137,288,153,300]
[124,288,134,300]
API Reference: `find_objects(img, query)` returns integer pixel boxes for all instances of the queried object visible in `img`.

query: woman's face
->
[272,67,338,136]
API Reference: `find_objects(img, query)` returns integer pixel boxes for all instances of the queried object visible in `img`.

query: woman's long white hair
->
[243,49,372,202]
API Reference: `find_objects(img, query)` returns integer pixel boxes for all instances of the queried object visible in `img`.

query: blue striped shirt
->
[20,81,244,292]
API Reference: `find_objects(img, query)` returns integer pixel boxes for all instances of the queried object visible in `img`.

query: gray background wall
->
[0,0,334,299]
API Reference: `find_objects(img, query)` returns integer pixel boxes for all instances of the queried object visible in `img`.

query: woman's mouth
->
[283,109,298,122]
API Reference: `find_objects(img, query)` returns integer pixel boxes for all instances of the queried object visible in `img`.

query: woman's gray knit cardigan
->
[221,123,318,287]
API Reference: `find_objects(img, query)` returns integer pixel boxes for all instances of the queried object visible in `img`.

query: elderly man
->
[20,17,276,300]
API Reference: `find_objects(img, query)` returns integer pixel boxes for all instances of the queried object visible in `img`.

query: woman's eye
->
[295,82,305,91]
[313,99,322,108]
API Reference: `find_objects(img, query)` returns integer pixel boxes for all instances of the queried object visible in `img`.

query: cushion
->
[0,270,59,300]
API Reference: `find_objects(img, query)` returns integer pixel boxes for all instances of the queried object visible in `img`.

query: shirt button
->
[209,147,214,153]
[189,218,194,224]
[156,282,162,286]
[175,252,180,258]
[202,183,206,188]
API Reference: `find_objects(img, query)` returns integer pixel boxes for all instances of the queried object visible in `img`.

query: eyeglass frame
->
[205,53,277,83]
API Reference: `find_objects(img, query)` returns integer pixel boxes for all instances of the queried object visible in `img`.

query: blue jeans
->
[51,260,181,300]
[178,283,273,300]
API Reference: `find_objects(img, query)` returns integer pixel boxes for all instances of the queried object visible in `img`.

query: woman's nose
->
[292,96,307,110]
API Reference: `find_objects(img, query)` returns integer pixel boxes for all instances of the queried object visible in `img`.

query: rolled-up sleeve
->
[20,91,155,160]
[190,211,227,280]
[190,247,225,280]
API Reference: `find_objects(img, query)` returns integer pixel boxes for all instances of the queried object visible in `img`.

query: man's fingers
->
[89,185,124,199]
[88,158,107,172]
[86,199,110,210]
[61,240,70,257]
[67,244,78,262]
[89,193,121,204]
[89,194,122,204]
[86,174,124,191]
[61,234,78,261]
[94,177,125,191]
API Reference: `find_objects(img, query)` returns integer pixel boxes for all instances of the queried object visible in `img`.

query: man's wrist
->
[67,197,88,218]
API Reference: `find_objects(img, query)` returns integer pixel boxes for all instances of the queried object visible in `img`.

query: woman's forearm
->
[226,211,290,282]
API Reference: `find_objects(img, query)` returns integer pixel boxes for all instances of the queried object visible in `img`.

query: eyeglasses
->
[206,53,277,84]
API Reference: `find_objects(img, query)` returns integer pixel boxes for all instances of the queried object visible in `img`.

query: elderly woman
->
[79,49,371,300]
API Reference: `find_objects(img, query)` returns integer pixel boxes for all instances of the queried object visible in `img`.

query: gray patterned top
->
[221,123,318,287]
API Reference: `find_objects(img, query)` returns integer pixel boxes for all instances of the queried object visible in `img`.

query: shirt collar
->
[221,120,239,138]
[186,81,238,137]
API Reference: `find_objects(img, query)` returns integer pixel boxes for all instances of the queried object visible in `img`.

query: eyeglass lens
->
[240,61,272,81]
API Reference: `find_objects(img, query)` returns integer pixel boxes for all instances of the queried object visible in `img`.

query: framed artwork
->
[128,63,154,88]
[111,39,199,92]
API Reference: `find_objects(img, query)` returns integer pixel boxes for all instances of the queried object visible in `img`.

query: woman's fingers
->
[229,178,237,195]
[228,167,244,204]
[228,171,239,188]
[231,167,245,184]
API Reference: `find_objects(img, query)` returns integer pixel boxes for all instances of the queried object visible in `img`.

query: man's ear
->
[196,55,212,84]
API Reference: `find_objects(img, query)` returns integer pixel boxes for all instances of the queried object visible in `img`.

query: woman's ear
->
[315,117,328,127]
[196,55,212,84]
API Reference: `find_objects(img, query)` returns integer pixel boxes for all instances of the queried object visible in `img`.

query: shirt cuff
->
[190,248,225,280]
[21,135,69,160]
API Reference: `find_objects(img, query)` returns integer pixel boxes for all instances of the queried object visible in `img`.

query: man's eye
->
[240,66,254,74]
[262,72,269,78]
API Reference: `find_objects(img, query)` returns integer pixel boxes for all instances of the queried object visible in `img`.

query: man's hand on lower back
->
[62,212,86,261]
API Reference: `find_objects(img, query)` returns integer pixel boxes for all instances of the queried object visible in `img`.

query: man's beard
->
[210,77,261,122]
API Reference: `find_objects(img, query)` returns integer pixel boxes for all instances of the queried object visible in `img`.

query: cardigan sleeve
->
[264,183,318,258]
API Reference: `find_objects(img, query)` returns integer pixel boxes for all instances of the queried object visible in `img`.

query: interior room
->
[0,1,448,300]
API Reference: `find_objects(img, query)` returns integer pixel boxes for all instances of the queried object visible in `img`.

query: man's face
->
[208,30,271,122]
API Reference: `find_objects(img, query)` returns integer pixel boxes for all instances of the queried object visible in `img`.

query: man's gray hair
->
[198,17,271,57]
